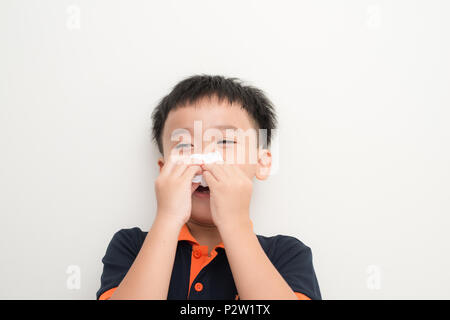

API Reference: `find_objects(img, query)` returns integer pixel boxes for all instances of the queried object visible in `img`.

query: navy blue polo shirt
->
[96,223,321,300]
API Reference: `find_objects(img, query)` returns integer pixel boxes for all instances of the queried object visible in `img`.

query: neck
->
[186,218,222,247]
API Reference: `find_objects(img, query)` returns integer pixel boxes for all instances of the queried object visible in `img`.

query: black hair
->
[151,74,278,155]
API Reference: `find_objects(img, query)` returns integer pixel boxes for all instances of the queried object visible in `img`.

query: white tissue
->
[191,151,223,187]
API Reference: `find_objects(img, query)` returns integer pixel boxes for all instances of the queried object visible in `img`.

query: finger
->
[202,170,218,189]
[201,162,228,181]
[159,153,183,177]
[183,166,203,194]
[172,156,196,177]
[191,182,201,194]
[181,164,203,181]
[173,154,202,177]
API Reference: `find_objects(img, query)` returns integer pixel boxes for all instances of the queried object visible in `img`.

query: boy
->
[96,75,321,300]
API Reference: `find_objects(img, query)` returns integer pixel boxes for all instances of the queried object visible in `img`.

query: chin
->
[189,210,215,226]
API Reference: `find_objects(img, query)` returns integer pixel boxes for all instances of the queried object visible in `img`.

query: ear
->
[255,148,272,181]
[157,157,165,173]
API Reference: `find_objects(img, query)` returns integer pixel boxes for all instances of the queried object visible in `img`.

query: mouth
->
[193,184,210,198]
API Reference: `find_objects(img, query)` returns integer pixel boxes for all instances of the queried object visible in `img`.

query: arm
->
[106,155,201,300]
[201,162,311,300]
[218,218,299,300]
[109,215,182,300]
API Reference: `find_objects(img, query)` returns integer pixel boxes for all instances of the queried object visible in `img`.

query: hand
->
[155,152,202,227]
[201,162,253,229]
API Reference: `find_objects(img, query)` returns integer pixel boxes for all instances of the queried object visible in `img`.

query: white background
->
[1,0,449,299]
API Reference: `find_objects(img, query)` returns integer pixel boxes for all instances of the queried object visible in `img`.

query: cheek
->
[222,145,256,165]
[221,146,238,163]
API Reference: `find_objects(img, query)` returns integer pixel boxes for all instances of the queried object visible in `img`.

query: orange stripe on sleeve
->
[99,287,117,300]
[295,292,311,300]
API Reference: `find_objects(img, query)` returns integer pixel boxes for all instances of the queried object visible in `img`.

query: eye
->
[175,143,192,149]
[217,140,236,145]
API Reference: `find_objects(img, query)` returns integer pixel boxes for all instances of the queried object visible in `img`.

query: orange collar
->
[178,221,253,249]
[178,223,224,249]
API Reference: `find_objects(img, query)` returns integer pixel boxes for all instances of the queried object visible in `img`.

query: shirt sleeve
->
[271,235,322,300]
[96,227,143,300]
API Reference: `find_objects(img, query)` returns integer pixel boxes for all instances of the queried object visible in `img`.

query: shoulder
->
[97,227,147,300]
[256,233,316,268]
[256,233,322,300]
[256,233,312,258]
[104,227,148,256]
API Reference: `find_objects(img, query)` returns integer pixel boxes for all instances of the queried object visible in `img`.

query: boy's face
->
[157,95,272,226]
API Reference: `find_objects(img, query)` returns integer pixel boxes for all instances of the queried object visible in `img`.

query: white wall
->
[1,0,449,299]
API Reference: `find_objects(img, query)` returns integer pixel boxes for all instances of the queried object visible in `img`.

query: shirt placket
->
[187,244,220,298]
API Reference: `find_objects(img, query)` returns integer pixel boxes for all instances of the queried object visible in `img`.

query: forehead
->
[162,96,255,139]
